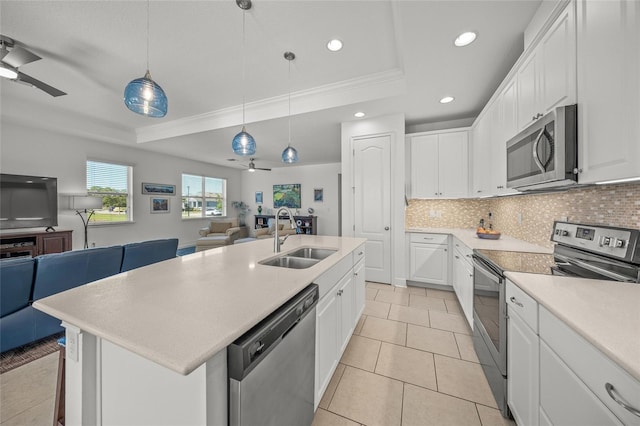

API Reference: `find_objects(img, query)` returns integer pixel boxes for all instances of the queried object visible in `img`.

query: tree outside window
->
[86,160,132,223]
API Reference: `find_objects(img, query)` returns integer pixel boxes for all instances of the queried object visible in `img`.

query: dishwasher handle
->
[228,284,319,381]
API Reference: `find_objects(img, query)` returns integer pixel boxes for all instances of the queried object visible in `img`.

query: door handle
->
[532,128,553,172]
[384,226,390,231]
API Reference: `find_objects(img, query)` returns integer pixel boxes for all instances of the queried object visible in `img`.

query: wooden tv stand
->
[0,229,72,259]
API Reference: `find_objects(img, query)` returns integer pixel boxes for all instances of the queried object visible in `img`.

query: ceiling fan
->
[246,158,271,172]
[0,35,67,97]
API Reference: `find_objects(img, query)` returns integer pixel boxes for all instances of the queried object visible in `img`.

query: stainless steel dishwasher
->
[228,283,318,426]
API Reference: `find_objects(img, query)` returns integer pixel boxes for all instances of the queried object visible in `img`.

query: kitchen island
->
[34,235,366,425]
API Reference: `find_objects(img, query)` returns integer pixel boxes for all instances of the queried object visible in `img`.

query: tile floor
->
[312,282,516,426]
[0,282,516,426]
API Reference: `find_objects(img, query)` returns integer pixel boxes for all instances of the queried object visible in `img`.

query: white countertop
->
[505,272,640,381]
[34,235,366,375]
[406,227,553,253]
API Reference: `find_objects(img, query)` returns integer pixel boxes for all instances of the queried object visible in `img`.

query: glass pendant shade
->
[281,145,298,163]
[232,126,257,156]
[124,70,168,118]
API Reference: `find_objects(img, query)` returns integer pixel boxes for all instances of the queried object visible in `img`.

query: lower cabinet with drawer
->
[506,280,539,426]
[507,279,640,426]
[409,233,449,287]
[315,244,366,409]
[539,306,640,425]
[452,238,474,327]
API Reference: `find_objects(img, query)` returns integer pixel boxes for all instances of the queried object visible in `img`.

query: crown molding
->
[135,68,406,144]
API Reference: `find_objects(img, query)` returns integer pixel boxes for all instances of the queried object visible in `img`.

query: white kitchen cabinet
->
[471,110,493,197]
[506,281,539,426]
[490,99,518,196]
[517,1,576,131]
[315,248,366,408]
[539,306,640,425]
[409,233,449,287]
[539,340,623,425]
[409,130,469,199]
[576,0,640,184]
[451,238,473,328]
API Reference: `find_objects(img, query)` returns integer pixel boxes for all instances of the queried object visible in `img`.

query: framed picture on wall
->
[314,188,323,202]
[142,183,176,195]
[273,184,301,208]
[255,191,263,204]
[150,197,170,213]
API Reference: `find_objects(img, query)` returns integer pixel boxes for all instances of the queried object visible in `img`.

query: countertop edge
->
[505,272,640,382]
[34,236,367,376]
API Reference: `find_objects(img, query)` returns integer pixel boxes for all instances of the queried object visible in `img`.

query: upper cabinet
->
[576,0,640,184]
[409,130,469,199]
[517,1,577,131]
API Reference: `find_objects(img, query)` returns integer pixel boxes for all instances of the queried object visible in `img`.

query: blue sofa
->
[0,238,179,352]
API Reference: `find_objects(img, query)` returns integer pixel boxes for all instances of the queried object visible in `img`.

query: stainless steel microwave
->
[506,104,578,191]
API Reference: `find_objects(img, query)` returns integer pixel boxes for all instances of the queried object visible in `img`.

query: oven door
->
[472,257,507,375]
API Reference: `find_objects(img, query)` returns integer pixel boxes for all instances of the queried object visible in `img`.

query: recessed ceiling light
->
[354,112,365,118]
[327,39,343,52]
[440,96,455,104]
[454,31,477,47]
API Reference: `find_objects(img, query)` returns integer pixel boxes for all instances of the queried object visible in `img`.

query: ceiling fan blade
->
[16,71,66,97]
[3,46,41,68]
[256,167,271,171]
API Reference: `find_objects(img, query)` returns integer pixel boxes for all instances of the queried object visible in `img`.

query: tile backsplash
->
[406,182,640,248]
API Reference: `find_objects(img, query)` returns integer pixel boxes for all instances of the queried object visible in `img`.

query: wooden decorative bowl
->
[477,232,501,240]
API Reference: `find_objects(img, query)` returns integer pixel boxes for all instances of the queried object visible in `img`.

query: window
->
[86,160,132,223]
[182,174,226,219]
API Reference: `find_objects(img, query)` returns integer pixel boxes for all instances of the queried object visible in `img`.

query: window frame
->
[181,173,227,219]
[86,159,133,225]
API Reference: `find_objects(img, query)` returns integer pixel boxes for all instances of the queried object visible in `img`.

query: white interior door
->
[354,135,391,284]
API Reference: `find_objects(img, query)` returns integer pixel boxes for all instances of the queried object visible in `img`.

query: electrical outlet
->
[430,210,437,218]
[517,212,523,225]
[436,210,442,218]
[66,328,79,362]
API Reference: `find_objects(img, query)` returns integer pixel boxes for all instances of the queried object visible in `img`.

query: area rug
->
[177,245,196,256]
[0,332,63,374]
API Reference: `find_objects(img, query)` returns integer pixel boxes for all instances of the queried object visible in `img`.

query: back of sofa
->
[32,246,124,300]
[120,238,179,272]
[0,257,35,317]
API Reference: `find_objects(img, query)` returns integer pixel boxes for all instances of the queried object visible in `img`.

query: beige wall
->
[406,182,640,248]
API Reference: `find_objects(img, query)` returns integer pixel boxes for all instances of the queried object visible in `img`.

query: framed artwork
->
[314,188,323,202]
[273,184,301,208]
[255,191,263,204]
[150,197,170,213]
[142,182,176,196]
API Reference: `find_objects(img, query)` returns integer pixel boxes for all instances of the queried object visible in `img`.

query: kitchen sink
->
[259,256,320,269]
[287,247,337,260]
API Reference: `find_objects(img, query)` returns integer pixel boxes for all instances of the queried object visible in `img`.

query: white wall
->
[1,121,242,249]
[240,163,341,236]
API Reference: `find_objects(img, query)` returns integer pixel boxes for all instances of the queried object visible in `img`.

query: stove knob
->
[562,230,570,237]
[602,237,611,246]
[555,229,561,235]
[615,239,626,248]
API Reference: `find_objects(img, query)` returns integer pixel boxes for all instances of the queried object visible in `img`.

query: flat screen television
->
[0,173,58,230]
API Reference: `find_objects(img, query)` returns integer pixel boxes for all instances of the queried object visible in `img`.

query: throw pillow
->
[209,222,232,233]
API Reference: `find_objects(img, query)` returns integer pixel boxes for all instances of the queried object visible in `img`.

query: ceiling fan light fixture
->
[282,145,299,163]
[124,70,168,117]
[232,126,257,156]
[0,62,17,79]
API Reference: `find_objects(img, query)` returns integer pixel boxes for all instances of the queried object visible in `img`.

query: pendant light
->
[281,51,298,163]
[123,0,168,118]
[232,0,257,156]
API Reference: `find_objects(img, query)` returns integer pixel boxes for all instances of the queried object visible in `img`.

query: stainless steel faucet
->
[274,207,297,252]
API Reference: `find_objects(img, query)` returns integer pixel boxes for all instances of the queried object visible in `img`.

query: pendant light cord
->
[287,57,291,146]
[241,9,246,126]
[146,0,150,71]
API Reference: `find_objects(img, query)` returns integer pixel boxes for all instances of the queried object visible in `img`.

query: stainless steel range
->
[472,221,640,418]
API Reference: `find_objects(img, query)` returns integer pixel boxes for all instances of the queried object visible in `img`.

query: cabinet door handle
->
[455,255,460,259]
[337,289,343,296]
[605,383,640,417]
[509,296,524,308]
[384,226,390,231]
[358,251,363,256]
